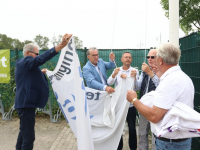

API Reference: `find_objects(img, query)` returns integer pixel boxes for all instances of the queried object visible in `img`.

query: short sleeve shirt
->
[153,66,194,109]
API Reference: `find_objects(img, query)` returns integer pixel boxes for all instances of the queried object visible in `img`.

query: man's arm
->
[24,34,72,71]
[107,68,120,86]
[104,52,116,70]
[134,72,144,91]
[151,75,159,87]
[104,60,115,70]
[126,90,168,123]
[55,34,73,52]
[142,63,160,87]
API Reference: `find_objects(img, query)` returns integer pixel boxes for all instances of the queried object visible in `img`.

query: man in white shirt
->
[107,52,139,150]
[126,43,194,150]
[135,49,159,150]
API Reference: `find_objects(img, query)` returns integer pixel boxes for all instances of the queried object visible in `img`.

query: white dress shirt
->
[92,64,107,91]
[152,66,194,138]
[140,91,199,139]
[107,66,139,107]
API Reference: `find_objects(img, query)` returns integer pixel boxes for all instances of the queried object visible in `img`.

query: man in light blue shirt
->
[83,47,115,93]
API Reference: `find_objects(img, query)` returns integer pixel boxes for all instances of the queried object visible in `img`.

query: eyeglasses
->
[91,54,99,57]
[146,56,156,59]
[30,51,39,56]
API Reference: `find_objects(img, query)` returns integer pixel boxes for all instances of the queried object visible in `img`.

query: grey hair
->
[157,43,181,65]
[23,43,40,56]
[86,47,98,55]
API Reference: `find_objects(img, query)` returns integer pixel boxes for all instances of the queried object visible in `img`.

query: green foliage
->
[0,57,16,111]
[0,34,33,50]
[51,35,62,47]
[34,34,49,50]
[160,0,200,34]
[74,36,83,49]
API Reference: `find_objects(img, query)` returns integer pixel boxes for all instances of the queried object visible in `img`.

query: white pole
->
[169,0,179,47]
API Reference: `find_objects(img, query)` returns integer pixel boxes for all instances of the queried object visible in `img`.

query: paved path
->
[0,116,149,150]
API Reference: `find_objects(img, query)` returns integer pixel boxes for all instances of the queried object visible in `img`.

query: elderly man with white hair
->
[15,33,72,150]
[126,43,194,150]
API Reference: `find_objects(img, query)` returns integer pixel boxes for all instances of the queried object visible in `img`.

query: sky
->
[0,0,185,49]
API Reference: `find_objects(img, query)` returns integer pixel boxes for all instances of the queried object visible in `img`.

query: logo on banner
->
[54,39,74,80]
[0,50,10,83]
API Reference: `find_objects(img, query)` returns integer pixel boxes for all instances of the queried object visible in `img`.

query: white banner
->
[86,77,134,150]
[47,37,94,150]
[47,37,135,150]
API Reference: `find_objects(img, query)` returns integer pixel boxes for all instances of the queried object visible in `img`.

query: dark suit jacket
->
[82,58,115,91]
[15,47,58,108]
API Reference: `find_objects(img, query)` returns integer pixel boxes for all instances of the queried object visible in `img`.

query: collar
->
[89,60,98,67]
[160,65,181,81]
[120,66,131,72]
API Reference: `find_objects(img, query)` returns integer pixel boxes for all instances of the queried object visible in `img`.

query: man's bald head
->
[149,49,157,54]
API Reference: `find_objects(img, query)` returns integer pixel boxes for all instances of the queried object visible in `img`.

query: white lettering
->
[0,74,7,78]
[1,56,7,67]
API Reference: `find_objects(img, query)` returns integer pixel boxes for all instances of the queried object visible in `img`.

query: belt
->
[154,134,188,143]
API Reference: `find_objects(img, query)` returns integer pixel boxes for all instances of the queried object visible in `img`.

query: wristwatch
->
[150,73,155,79]
[131,98,137,105]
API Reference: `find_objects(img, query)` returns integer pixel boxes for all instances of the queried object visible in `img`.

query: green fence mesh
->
[179,32,200,150]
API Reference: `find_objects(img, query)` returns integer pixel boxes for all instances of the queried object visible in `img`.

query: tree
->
[74,36,83,49]
[34,34,49,50]
[51,35,62,46]
[23,40,34,45]
[51,35,83,49]
[160,0,200,35]
[0,34,28,50]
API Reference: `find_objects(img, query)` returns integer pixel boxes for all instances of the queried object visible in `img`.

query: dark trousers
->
[117,107,137,150]
[16,108,35,150]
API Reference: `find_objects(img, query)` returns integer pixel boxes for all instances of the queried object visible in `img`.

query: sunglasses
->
[146,56,156,59]
[30,51,39,56]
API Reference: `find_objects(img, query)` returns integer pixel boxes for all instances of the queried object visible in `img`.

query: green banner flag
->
[0,49,10,83]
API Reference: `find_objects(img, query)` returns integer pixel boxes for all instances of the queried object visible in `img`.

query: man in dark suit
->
[15,33,72,150]
[82,47,115,93]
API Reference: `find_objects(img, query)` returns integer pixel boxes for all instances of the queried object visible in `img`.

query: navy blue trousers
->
[118,107,137,150]
[16,108,35,150]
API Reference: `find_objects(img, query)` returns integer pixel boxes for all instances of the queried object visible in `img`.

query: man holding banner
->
[83,47,115,93]
[107,52,139,150]
[126,43,195,150]
[14,33,72,150]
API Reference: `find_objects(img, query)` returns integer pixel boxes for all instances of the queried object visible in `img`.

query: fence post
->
[84,47,87,64]
[15,48,18,60]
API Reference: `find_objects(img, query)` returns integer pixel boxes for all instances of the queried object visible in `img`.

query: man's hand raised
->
[105,86,115,94]
[109,52,115,61]
[55,33,73,52]
[131,69,137,78]
[112,68,120,78]
[142,63,154,77]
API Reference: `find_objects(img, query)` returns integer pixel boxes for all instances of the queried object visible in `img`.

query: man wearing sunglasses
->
[135,49,160,150]
[14,33,72,150]
[127,43,194,150]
